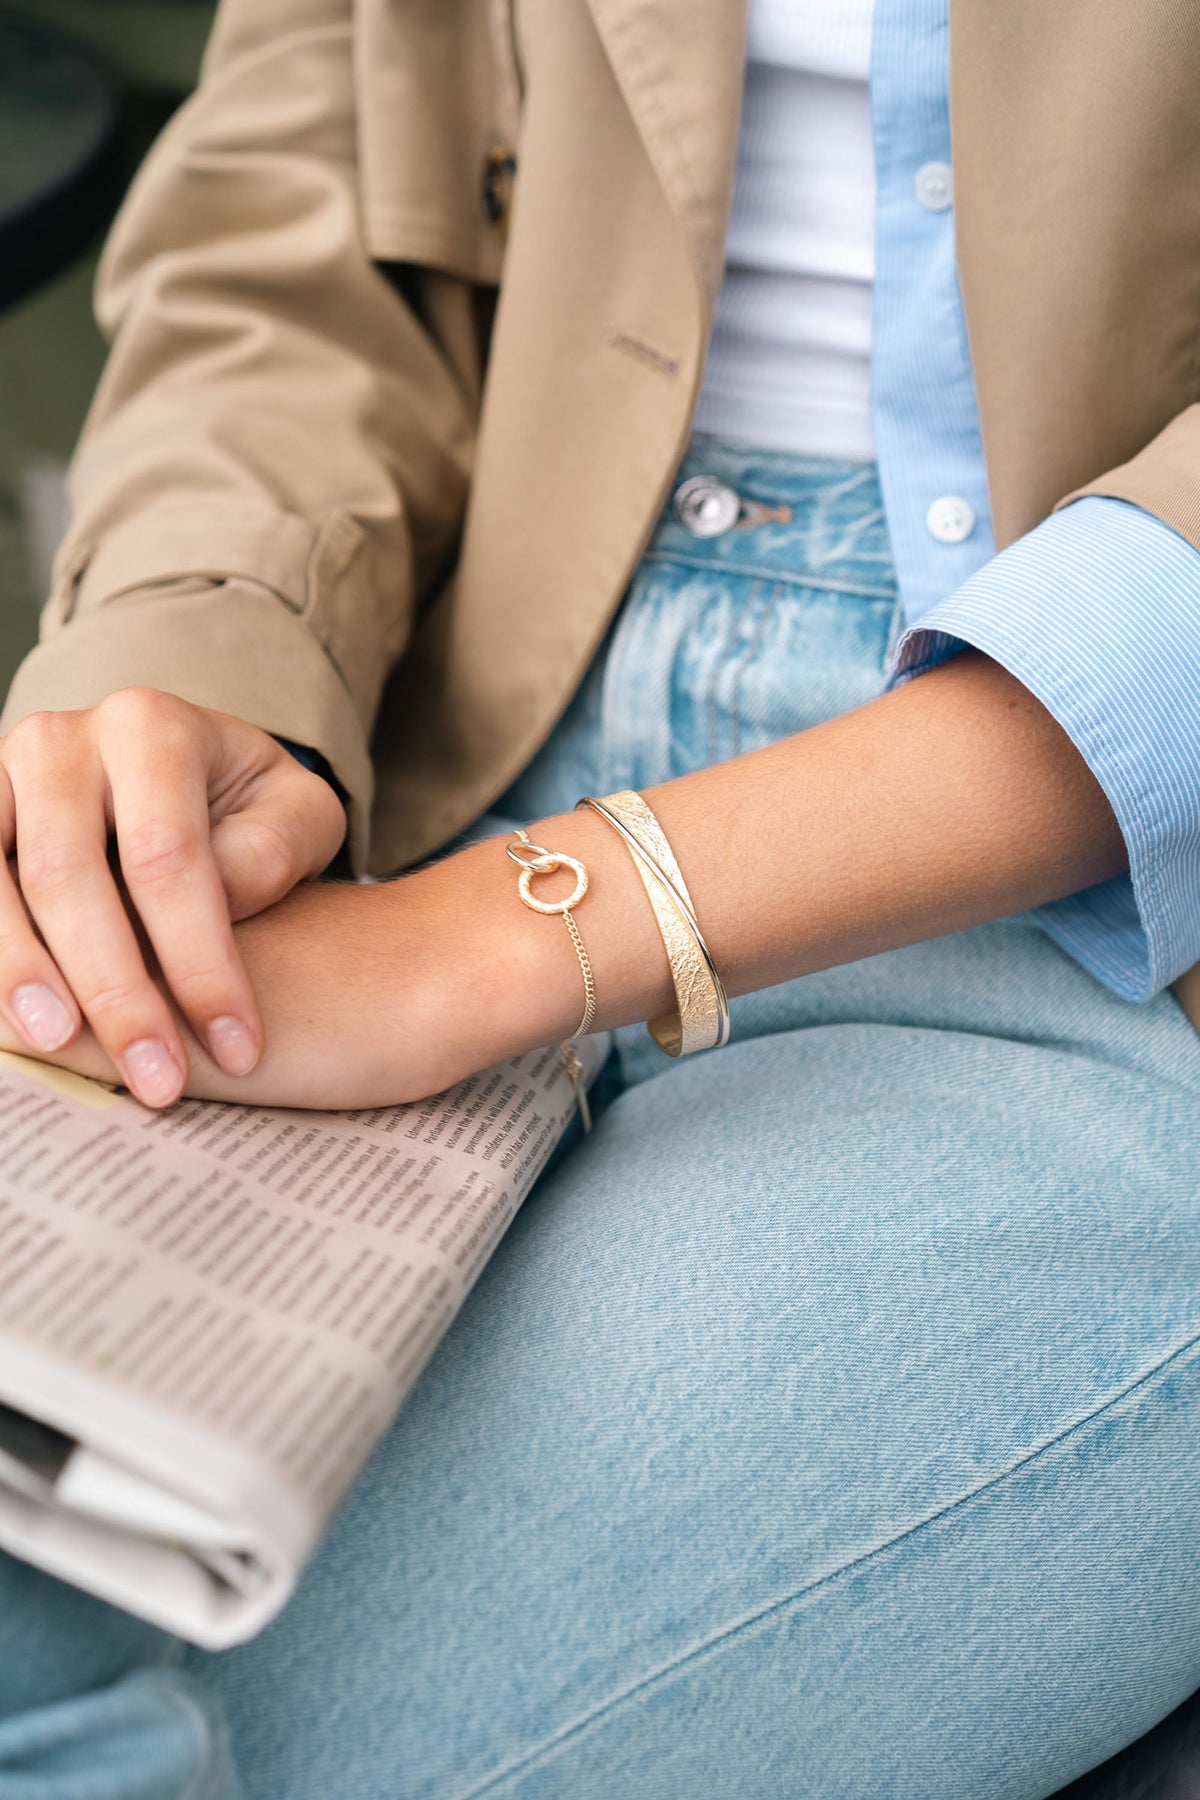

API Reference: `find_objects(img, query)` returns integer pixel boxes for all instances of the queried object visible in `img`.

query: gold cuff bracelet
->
[576,790,730,1057]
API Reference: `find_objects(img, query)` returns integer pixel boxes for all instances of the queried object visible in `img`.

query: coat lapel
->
[583,0,746,309]
[375,0,746,861]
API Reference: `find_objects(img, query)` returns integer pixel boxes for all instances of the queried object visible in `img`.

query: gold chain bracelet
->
[506,829,596,1129]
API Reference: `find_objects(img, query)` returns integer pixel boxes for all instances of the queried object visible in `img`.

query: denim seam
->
[455,1324,1200,1800]
[710,575,762,766]
[729,580,781,758]
[688,438,875,481]
[638,549,898,601]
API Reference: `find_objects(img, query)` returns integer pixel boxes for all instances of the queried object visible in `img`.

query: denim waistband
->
[645,439,897,599]
[494,438,905,837]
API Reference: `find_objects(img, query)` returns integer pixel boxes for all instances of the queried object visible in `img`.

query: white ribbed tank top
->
[692,1,878,460]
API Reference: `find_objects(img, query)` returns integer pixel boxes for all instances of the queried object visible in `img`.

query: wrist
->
[437,810,673,1058]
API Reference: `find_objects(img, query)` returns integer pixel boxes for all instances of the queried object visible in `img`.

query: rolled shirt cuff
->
[890,496,1200,1001]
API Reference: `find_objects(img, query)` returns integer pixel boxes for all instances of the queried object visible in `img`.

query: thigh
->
[188,1011,1200,1800]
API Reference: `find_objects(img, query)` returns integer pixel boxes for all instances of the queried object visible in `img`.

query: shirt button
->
[926,495,976,544]
[673,475,741,537]
[914,161,954,212]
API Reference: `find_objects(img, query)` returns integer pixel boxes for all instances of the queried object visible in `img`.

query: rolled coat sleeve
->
[1,0,480,862]
[891,496,1200,1002]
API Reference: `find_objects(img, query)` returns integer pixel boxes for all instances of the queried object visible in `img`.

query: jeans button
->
[673,475,741,537]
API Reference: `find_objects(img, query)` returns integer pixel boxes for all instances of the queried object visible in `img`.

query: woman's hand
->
[0,815,657,1111]
[0,880,432,1112]
[0,866,564,1112]
[0,689,346,1107]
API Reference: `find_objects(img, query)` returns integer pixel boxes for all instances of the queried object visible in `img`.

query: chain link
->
[561,909,597,1037]
[507,830,597,1132]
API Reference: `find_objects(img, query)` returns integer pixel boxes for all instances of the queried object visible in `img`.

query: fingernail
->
[207,1015,258,1076]
[12,983,75,1053]
[122,1039,183,1108]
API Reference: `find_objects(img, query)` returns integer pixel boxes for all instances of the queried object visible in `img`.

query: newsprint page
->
[0,1037,606,1648]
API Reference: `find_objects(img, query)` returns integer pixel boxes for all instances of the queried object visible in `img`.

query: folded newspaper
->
[0,1037,605,1649]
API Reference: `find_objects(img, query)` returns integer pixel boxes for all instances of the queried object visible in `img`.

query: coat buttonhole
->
[609,332,680,378]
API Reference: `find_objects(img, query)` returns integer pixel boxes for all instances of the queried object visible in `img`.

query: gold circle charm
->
[517,854,589,915]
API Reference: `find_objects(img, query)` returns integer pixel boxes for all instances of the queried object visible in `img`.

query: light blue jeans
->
[4,446,1200,1799]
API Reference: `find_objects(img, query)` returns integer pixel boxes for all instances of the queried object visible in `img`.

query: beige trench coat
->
[5,0,1200,1004]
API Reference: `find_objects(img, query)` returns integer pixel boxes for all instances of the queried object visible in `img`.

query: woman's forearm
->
[480,648,1127,1050]
[0,651,1126,1109]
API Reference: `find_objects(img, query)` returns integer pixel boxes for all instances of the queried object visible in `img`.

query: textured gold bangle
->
[506,829,596,1129]
[576,791,730,1057]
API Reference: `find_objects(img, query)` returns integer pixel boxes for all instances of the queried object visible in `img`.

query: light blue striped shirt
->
[873,0,1200,1001]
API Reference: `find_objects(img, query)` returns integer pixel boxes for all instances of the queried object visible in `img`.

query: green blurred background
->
[0,0,214,690]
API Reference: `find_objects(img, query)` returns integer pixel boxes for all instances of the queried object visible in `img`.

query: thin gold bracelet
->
[506,829,596,1129]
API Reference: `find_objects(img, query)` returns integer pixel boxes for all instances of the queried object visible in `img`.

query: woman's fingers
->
[4,710,190,1107]
[98,693,264,1078]
[0,692,347,1105]
[209,755,346,921]
[0,764,82,1055]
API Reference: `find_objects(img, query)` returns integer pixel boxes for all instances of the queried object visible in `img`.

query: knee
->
[0,1555,237,1798]
[0,1551,177,1720]
[0,1666,237,1799]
